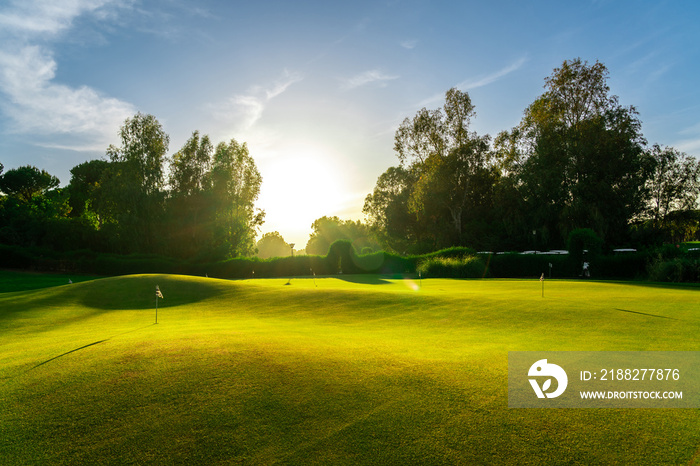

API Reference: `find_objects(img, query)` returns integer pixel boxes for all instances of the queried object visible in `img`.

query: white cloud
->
[400,39,417,50]
[0,0,136,149]
[0,46,134,137]
[209,70,303,137]
[0,0,122,37]
[456,56,527,90]
[419,57,528,107]
[265,69,303,100]
[340,69,399,90]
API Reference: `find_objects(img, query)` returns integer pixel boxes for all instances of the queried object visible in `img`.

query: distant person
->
[582,261,590,278]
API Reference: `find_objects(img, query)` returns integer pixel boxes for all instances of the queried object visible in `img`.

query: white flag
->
[156,286,163,299]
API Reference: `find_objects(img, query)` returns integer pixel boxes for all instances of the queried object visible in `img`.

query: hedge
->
[0,242,683,282]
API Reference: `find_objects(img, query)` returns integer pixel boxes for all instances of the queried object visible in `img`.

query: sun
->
[256,142,351,246]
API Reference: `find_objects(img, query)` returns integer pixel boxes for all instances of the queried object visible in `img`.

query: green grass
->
[1,274,699,464]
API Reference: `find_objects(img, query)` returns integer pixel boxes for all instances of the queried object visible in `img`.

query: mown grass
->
[0,274,699,464]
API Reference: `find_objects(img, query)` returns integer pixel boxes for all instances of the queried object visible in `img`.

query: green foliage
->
[367,59,667,252]
[106,112,170,195]
[0,165,60,202]
[644,144,700,224]
[209,139,264,259]
[595,252,649,280]
[647,256,700,282]
[374,88,502,251]
[519,59,648,246]
[256,231,292,259]
[421,246,476,260]
[417,255,488,278]
[67,159,110,221]
[567,228,603,264]
[485,253,572,278]
[305,216,379,256]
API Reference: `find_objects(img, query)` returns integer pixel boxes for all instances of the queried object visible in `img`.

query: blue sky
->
[1,0,699,246]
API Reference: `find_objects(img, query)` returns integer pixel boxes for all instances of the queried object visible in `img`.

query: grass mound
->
[1,274,699,464]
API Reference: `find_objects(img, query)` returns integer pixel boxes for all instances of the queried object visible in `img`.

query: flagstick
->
[540,273,545,298]
[155,285,163,324]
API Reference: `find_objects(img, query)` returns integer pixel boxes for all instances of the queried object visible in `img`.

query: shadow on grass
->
[613,308,682,320]
[334,275,394,285]
[28,323,157,371]
[78,275,227,310]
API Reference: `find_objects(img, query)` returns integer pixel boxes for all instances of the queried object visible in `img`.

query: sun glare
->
[256,142,350,245]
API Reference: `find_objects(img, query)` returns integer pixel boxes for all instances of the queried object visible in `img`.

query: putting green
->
[1,274,698,464]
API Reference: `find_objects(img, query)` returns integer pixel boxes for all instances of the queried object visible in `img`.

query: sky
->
[1,0,700,247]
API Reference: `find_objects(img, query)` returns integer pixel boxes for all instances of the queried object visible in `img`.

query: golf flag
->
[156,286,163,299]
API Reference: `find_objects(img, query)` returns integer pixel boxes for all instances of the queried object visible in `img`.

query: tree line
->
[364,58,700,253]
[1,58,699,263]
[0,114,263,261]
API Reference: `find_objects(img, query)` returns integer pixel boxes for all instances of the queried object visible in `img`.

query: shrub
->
[417,255,488,279]
[647,257,700,282]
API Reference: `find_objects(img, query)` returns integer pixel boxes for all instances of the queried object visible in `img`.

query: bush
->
[418,256,488,279]
[647,257,700,282]
[595,252,649,280]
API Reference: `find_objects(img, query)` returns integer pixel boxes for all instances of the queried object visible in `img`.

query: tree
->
[102,113,170,252]
[256,231,292,259]
[408,135,496,245]
[517,58,648,247]
[371,88,500,250]
[168,131,213,196]
[107,112,169,195]
[363,166,424,253]
[394,87,476,166]
[166,131,215,258]
[644,144,700,224]
[305,216,379,256]
[0,165,60,202]
[209,139,264,258]
[67,159,110,222]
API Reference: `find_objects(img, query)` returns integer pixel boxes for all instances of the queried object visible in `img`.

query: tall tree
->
[644,144,700,224]
[107,113,169,195]
[210,139,264,258]
[166,131,214,258]
[517,58,648,246]
[375,88,499,249]
[102,113,170,252]
[169,131,213,196]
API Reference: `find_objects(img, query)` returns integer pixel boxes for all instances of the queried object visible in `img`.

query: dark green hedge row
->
[0,242,676,281]
[0,241,418,279]
[417,251,652,280]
